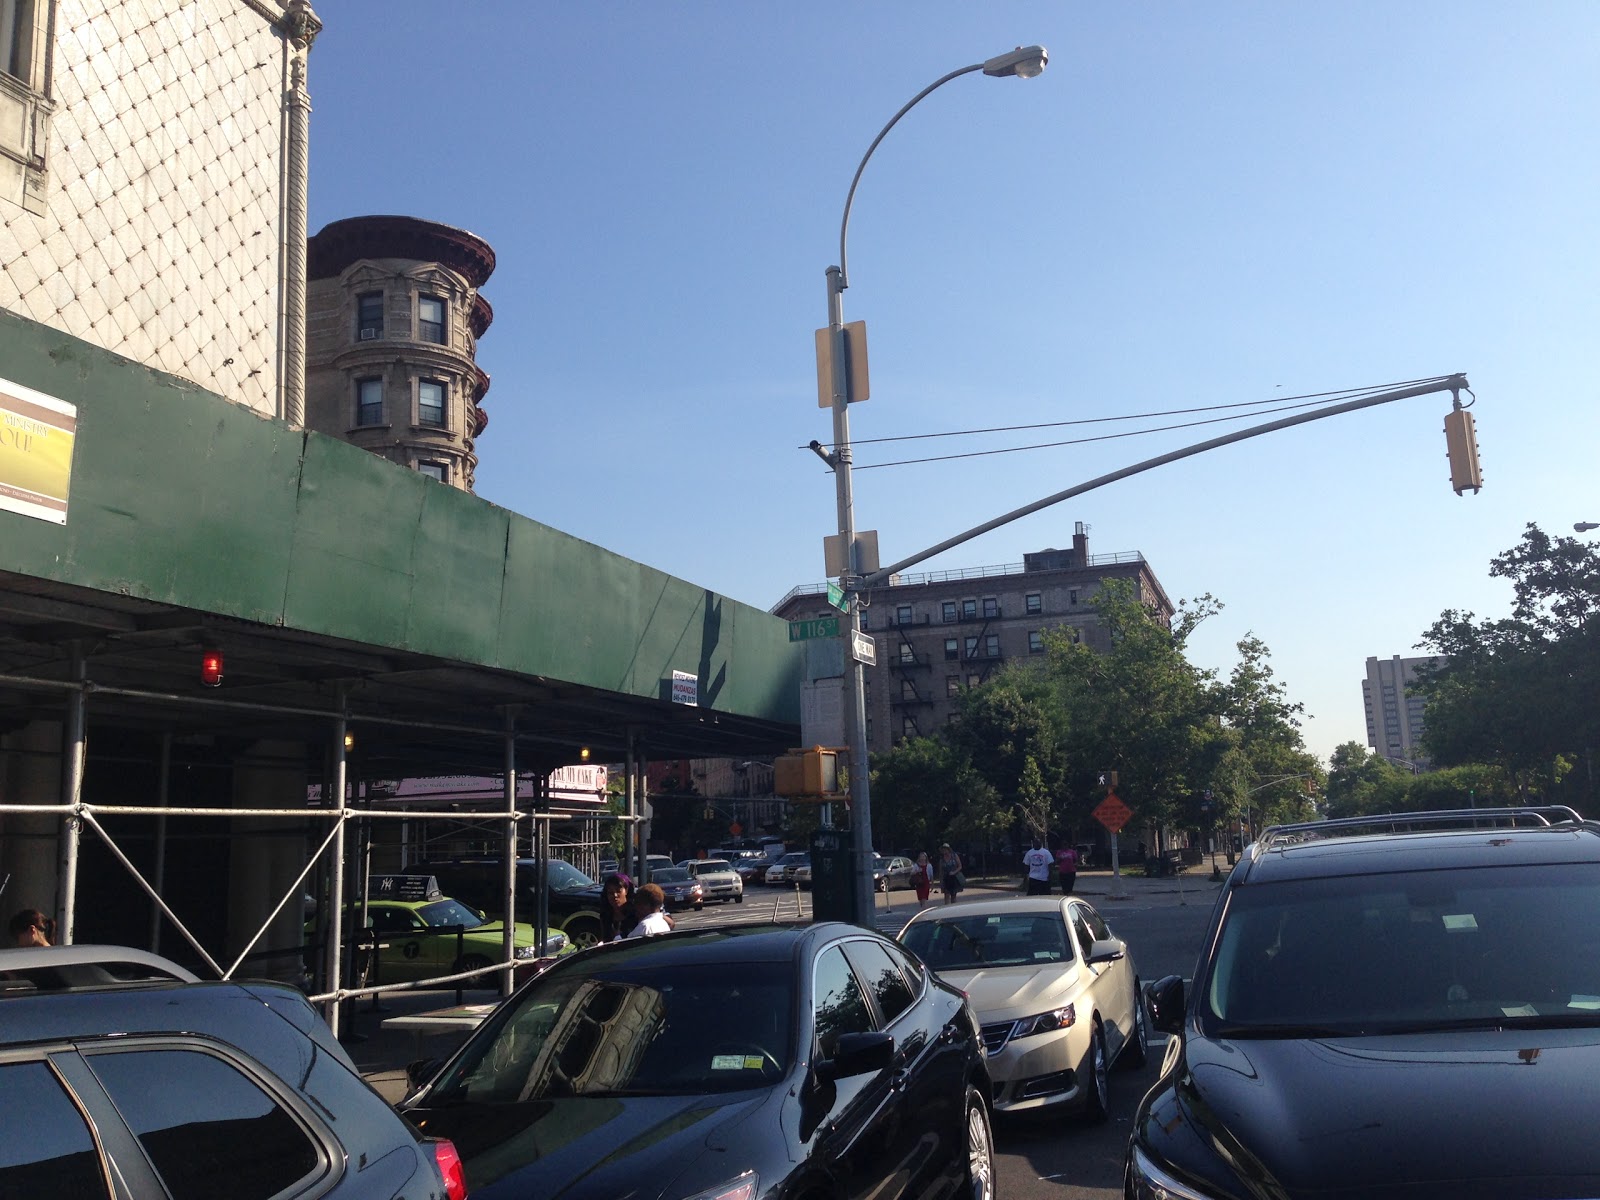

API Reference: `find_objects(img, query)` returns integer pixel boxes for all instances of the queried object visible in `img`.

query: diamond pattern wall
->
[0,0,286,416]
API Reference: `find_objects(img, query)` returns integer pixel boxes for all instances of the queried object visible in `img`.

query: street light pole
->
[823,46,1047,926]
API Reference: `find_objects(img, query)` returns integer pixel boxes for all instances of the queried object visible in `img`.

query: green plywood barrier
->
[0,310,801,722]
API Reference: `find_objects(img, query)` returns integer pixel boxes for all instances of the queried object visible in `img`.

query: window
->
[355,378,383,425]
[946,675,960,697]
[0,0,52,205]
[967,674,981,689]
[2,0,38,84]
[356,292,383,339]
[0,1060,109,1198]
[896,604,912,625]
[900,679,918,700]
[1068,589,1079,606]
[86,1048,323,1200]
[985,634,1000,658]
[901,716,918,737]
[941,601,957,623]
[844,940,915,1024]
[813,946,873,1058]
[961,598,977,620]
[417,461,447,482]
[418,294,446,344]
[943,638,958,660]
[1025,592,1042,615]
[898,641,915,664]
[1028,631,1044,654]
[964,636,978,659]
[417,379,446,426]
[982,597,999,618]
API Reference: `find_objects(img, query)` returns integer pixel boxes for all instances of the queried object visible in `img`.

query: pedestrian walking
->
[938,844,964,905]
[8,907,52,947]
[625,884,673,938]
[1054,843,1078,895]
[912,852,934,906]
[1022,840,1053,895]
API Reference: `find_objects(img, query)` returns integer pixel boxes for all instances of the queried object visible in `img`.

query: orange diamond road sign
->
[1093,794,1133,834]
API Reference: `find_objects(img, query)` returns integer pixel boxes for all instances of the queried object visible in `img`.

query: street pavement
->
[346,865,1225,1102]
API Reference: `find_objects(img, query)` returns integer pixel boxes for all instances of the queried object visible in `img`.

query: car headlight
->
[513,945,536,960]
[680,1172,758,1200]
[1127,1144,1219,1200]
[1011,1003,1076,1039]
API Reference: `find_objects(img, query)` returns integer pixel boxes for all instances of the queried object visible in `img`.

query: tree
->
[1416,524,1600,806]
[868,736,1002,855]
[948,670,1066,842]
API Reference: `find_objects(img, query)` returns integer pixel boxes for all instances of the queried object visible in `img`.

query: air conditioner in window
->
[359,328,379,340]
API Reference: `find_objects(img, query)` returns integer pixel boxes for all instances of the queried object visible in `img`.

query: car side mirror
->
[1086,937,1126,965]
[814,1031,894,1083]
[1148,974,1185,1035]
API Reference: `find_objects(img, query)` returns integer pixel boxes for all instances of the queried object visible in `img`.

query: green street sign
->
[826,583,847,612]
[788,616,840,642]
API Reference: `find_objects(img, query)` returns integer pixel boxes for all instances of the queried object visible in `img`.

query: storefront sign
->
[0,377,77,524]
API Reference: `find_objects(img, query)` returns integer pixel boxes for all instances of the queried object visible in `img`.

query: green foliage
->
[1415,523,1599,807]
[1324,741,1516,817]
[869,736,1000,854]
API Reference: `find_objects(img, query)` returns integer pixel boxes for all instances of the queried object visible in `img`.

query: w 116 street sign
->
[789,616,840,642]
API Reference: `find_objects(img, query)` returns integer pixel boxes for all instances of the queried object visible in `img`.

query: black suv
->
[1128,807,1600,1199]
[418,857,605,948]
[0,944,463,1199]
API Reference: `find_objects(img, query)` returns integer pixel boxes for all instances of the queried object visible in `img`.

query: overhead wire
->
[802,376,1456,471]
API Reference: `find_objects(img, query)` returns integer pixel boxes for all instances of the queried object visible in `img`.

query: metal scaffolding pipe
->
[57,647,87,945]
[224,817,343,980]
[501,708,518,997]
[323,713,348,1036]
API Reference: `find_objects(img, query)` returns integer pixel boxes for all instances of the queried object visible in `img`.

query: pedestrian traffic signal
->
[774,747,840,798]
[1443,408,1482,495]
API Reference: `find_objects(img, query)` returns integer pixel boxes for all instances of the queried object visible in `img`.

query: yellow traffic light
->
[1444,408,1482,495]
[774,747,841,798]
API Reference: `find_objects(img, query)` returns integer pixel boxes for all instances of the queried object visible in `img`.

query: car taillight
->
[430,1137,468,1200]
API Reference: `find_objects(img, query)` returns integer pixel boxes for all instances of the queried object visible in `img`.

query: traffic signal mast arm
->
[858,373,1473,589]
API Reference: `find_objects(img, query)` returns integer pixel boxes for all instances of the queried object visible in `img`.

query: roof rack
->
[1255,806,1585,854]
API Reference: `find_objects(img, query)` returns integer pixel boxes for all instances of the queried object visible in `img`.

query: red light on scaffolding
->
[200,647,224,687]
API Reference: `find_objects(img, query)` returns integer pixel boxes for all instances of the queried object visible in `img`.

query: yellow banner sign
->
[0,377,77,525]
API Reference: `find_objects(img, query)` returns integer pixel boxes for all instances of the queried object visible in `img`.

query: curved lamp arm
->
[836,45,1047,291]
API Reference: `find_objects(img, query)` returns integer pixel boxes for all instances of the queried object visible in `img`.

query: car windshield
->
[417,899,487,929]
[428,957,795,1099]
[1204,862,1600,1034]
[653,868,691,884]
[901,911,1072,969]
[546,859,597,894]
[873,856,888,870]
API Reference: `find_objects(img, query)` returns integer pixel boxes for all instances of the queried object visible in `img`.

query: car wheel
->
[734,893,744,904]
[455,953,492,976]
[964,1085,995,1200]
[1120,981,1150,1069]
[1081,1023,1110,1123]
[694,902,703,911]
[562,913,603,950]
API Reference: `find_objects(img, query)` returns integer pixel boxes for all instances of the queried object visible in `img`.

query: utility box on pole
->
[809,827,858,925]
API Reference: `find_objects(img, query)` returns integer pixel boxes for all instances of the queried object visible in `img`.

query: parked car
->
[646,866,705,911]
[403,923,993,1200]
[0,944,464,1199]
[734,857,771,885]
[318,890,570,984]
[768,850,809,884]
[792,860,814,889]
[677,858,745,903]
[418,856,606,948]
[899,894,1146,1122]
[873,854,918,892]
[1128,807,1600,1200]
[596,858,619,878]
[643,854,675,880]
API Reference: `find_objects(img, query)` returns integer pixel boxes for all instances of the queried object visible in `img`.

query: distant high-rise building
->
[1362,655,1444,764]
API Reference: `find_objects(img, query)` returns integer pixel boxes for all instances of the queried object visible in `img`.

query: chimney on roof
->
[1072,521,1089,566]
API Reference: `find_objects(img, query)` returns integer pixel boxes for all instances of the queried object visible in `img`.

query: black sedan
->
[404,923,996,1200]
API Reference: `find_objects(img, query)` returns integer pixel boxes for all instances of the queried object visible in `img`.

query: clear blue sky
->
[307,3,1598,766]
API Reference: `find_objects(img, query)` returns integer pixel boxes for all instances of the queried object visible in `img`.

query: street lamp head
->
[1574,522,1599,533]
[982,45,1048,79]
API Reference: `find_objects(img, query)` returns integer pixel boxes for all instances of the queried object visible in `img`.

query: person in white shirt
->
[1022,840,1054,895]
[626,883,673,938]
